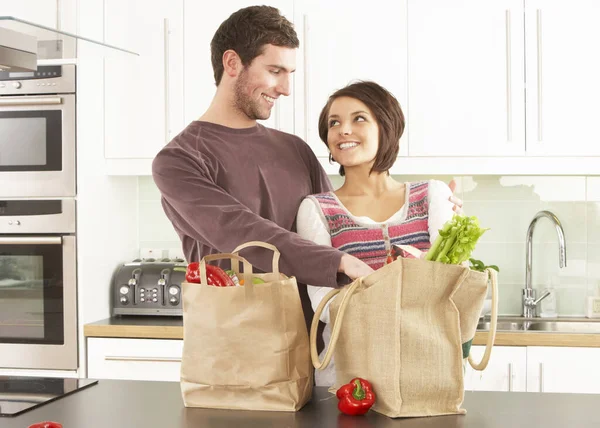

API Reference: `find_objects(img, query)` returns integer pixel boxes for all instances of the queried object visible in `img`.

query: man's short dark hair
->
[318,81,405,177]
[210,6,299,86]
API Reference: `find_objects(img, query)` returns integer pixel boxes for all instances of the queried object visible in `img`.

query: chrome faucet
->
[523,210,567,318]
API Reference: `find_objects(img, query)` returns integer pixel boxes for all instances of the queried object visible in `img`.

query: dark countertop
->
[84,316,600,347]
[4,380,600,428]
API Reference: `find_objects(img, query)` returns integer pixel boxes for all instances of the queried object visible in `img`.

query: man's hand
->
[448,179,463,214]
[338,254,374,280]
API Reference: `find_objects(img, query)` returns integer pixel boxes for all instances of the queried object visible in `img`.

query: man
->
[152,5,375,291]
[152,6,462,308]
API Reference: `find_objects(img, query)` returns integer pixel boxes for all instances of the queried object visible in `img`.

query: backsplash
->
[138,175,600,316]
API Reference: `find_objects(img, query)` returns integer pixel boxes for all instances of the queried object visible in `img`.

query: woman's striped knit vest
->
[309,181,432,270]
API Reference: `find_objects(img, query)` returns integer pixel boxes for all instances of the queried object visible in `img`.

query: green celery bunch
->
[424,214,489,265]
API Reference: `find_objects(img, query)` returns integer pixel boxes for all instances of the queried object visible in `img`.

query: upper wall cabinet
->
[408,0,525,157]
[524,0,600,156]
[0,0,58,28]
[103,0,184,160]
[183,0,295,134]
[294,0,409,158]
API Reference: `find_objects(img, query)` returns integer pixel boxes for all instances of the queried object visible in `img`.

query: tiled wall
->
[138,175,600,316]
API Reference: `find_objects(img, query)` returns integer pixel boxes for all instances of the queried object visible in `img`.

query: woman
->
[296,81,459,386]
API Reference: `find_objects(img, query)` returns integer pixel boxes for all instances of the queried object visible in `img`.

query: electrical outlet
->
[140,248,163,259]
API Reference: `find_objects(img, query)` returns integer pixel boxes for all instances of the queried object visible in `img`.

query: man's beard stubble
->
[233,69,271,121]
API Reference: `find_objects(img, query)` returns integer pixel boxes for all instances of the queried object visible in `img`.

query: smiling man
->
[152,6,374,301]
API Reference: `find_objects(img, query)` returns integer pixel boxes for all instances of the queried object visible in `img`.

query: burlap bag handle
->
[199,253,253,286]
[468,267,498,370]
[310,277,362,370]
[231,241,280,274]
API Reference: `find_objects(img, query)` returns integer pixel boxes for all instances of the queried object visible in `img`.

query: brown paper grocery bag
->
[310,250,498,418]
[180,241,313,411]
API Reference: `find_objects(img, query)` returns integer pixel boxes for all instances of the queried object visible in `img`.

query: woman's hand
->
[338,254,374,279]
[448,180,463,214]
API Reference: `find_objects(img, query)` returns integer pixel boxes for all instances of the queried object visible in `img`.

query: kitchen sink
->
[477,319,600,334]
[476,321,527,332]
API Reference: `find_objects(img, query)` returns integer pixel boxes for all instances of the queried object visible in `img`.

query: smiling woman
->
[297,80,458,386]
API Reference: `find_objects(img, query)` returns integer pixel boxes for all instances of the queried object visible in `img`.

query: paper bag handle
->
[231,241,281,274]
[199,253,253,286]
[468,268,498,370]
[310,278,362,370]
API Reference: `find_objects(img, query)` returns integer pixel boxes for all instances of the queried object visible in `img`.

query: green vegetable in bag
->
[424,214,489,265]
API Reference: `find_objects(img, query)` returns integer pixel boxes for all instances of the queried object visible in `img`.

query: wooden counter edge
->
[474,331,600,347]
[83,324,600,347]
[84,324,183,340]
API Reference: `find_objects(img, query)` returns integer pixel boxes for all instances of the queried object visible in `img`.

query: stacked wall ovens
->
[0,65,78,370]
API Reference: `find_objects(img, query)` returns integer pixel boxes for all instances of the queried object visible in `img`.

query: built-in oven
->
[0,199,77,370]
[0,65,75,198]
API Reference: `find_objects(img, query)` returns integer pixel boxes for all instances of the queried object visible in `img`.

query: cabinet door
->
[408,0,525,156]
[87,338,183,381]
[464,346,526,392]
[103,0,184,159]
[0,0,58,28]
[527,347,600,393]
[183,1,294,133]
[525,0,600,156]
[295,0,408,158]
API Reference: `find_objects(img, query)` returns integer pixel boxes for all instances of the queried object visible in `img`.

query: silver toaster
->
[111,258,187,316]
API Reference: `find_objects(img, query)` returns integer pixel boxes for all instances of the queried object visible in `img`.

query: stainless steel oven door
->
[0,94,75,197]
[0,235,77,370]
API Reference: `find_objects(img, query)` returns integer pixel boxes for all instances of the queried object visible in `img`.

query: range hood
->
[0,16,138,70]
[0,26,37,71]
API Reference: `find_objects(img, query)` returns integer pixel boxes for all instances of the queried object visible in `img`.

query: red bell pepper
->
[185,262,235,286]
[28,422,63,428]
[336,378,375,416]
[205,264,235,287]
[185,262,201,283]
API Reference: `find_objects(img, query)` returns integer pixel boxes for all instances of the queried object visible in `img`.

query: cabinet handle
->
[539,362,544,392]
[508,362,513,392]
[105,356,181,363]
[0,236,62,245]
[505,10,512,142]
[164,17,171,144]
[536,9,543,141]
[303,14,310,142]
[0,97,63,106]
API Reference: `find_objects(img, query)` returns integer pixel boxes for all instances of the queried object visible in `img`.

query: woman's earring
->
[329,153,336,164]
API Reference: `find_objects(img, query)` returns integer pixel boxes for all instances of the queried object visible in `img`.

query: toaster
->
[111,258,187,316]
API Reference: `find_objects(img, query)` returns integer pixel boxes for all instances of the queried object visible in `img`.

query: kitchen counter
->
[5,381,600,428]
[84,316,600,347]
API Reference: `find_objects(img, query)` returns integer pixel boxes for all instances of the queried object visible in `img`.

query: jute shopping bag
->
[180,241,313,411]
[310,247,498,418]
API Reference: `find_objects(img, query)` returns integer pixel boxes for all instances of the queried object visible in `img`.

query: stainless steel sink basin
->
[477,319,600,334]
[476,321,527,332]
[526,322,600,333]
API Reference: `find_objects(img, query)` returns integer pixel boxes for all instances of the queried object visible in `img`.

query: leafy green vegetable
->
[468,258,499,273]
[424,214,489,265]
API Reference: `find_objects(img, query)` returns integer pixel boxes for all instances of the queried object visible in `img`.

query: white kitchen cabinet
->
[103,0,184,160]
[183,0,294,133]
[408,0,525,157]
[294,0,409,158]
[463,346,527,392]
[87,338,183,382]
[0,0,58,28]
[524,0,600,156]
[526,347,600,394]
